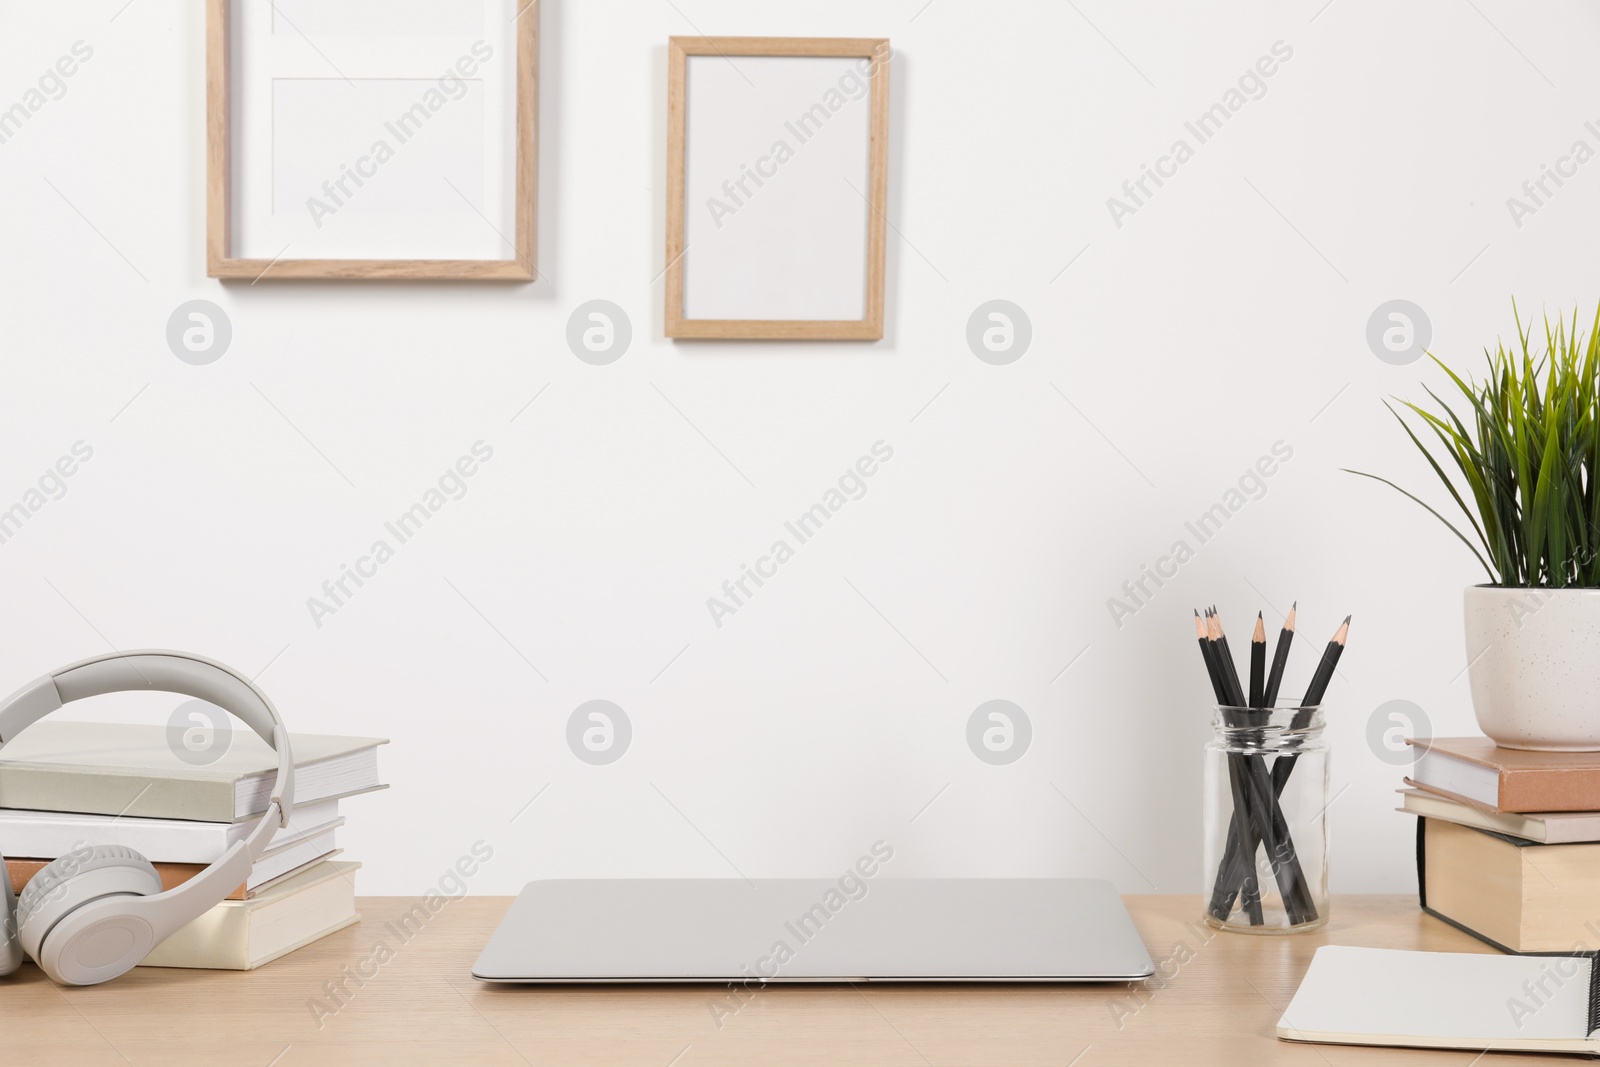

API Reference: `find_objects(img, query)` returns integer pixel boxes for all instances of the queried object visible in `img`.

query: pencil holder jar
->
[1202,705,1328,933]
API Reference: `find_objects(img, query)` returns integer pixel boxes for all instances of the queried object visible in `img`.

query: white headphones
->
[0,651,294,986]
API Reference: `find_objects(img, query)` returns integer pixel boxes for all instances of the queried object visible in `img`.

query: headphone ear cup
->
[17,844,163,985]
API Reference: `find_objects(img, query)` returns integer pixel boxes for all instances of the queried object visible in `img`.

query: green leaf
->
[1352,302,1600,590]
[1387,400,1492,558]
[1342,470,1497,580]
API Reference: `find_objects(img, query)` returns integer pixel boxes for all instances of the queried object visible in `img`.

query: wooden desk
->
[0,895,1537,1065]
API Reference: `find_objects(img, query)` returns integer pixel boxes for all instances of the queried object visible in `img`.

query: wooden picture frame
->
[665,37,891,341]
[206,0,537,282]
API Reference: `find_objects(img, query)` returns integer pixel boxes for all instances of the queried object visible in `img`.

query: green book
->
[0,721,387,823]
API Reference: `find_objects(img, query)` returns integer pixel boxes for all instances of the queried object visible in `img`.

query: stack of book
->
[1,720,386,970]
[1401,736,1600,954]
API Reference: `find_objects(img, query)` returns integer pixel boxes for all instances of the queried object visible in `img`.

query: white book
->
[0,797,341,863]
[141,860,360,971]
[1279,945,1600,1055]
[0,721,387,822]
[243,828,342,892]
[7,829,340,899]
[1397,787,1600,844]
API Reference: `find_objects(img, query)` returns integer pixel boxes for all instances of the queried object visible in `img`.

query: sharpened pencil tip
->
[1343,615,1352,624]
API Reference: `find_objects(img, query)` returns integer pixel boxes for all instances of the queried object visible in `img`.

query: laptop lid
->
[472,878,1154,982]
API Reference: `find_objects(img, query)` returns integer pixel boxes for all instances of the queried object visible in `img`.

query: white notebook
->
[1280,946,1600,1055]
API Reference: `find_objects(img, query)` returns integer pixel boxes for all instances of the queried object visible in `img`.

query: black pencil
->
[1262,616,1353,897]
[1215,751,1264,925]
[1223,614,1352,920]
[1211,608,1315,923]
[1213,610,1349,925]
[1265,615,1349,788]
[1301,616,1351,709]
[1211,609,1247,708]
[1196,610,1226,704]
[1210,610,1294,920]
[1261,603,1296,708]
[1199,609,1263,924]
[1249,613,1266,709]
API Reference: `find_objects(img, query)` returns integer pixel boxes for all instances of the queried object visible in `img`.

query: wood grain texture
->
[204,2,538,282]
[0,895,1552,1064]
[863,39,890,340]
[204,0,229,276]
[673,37,895,58]
[664,37,689,335]
[665,37,891,342]
[514,0,538,281]
[207,259,536,282]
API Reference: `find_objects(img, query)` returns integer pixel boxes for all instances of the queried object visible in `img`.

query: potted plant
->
[1352,304,1600,750]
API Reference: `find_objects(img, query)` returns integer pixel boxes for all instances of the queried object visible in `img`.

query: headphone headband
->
[0,650,295,852]
[0,651,297,984]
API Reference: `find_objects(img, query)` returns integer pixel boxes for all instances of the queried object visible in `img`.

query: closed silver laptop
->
[473,878,1154,982]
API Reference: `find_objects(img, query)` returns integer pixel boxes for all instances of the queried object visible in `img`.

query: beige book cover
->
[140,860,361,970]
[1421,818,1600,953]
[1398,787,1600,844]
[0,721,386,822]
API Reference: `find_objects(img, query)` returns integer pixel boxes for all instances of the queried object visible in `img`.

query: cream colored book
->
[0,721,387,822]
[1279,946,1600,1055]
[1399,787,1600,844]
[1419,817,1600,953]
[140,861,360,971]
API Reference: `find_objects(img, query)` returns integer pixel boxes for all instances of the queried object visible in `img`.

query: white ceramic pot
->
[1464,585,1600,751]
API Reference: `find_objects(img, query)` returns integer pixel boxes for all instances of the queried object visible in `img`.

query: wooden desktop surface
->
[0,894,1538,1065]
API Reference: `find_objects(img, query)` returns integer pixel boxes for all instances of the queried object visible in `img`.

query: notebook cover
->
[1278,944,1600,1053]
[1410,737,1600,813]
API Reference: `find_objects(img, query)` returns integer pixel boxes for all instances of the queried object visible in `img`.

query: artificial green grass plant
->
[1349,303,1600,588]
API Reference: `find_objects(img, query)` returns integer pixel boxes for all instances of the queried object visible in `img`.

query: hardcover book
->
[139,860,360,970]
[1408,736,1600,813]
[0,798,342,862]
[1417,817,1600,954]
[8,827,341,900]
[0,721,387,822]
[1398,787,1600,844]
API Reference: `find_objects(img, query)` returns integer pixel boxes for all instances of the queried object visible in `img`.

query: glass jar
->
[1202,705,1328,933]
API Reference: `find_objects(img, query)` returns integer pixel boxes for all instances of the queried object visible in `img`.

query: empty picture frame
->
[666,37,891,341]
[206,0,537,281]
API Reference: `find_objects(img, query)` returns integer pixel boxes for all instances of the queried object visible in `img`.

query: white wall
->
[1,0,1598,897]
